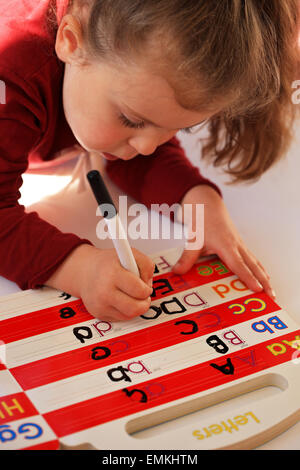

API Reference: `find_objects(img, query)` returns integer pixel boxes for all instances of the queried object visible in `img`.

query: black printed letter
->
[122,388,148,403]
[210,358,234,375]
[175,320,198,335]
[107,366,131,382]
[206,335,229,354]
[91,346,111,360]
[73,326,93,344]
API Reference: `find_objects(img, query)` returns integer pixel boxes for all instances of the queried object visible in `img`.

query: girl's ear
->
[55,14,87,65]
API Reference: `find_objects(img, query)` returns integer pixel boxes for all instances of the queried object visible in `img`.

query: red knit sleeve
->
[105,136,221,209]
[0,71,92,290]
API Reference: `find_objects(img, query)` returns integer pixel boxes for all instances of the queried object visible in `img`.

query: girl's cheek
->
[76,120,126,152]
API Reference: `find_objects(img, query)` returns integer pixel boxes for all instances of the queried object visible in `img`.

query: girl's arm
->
[0,72,92,290]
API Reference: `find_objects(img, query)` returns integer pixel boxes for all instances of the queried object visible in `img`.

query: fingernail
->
[256,281,263,290]
[271,289,277,300]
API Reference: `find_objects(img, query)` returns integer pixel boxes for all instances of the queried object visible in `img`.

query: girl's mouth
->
[102,153,119,161]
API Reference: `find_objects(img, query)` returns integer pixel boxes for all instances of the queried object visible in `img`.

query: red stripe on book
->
[43,329,300,438]
[0,299,93,344]
[10,292,279,390]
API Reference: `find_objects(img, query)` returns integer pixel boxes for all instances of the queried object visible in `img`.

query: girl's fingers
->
[131,248,155,285]
[111,288,152,319]
[96,305,129,322]
[221,249,259,290]
[220,246,267,295]
[256,259,271,281]
[94,289,151,322]
[220,243,276,301]
[238,246,276,300]
[116,269,153,299]
[172,249,201,274]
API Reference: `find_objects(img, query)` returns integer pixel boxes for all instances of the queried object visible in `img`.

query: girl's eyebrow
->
[123,104,206,131]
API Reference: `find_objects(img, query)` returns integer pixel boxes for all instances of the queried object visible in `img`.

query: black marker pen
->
[87,170,140,277]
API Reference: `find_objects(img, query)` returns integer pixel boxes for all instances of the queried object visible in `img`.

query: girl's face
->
[56,17,216,161]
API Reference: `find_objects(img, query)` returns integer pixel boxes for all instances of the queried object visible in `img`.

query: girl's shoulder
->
[0,0,60,81]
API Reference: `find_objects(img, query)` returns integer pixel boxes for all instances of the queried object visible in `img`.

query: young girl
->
[0,0,299,321]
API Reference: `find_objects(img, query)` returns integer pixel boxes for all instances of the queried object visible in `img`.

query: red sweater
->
[0,0,220,290]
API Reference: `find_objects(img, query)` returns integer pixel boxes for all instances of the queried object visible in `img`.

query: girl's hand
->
[46,244,155,321]
[172,185,276,301]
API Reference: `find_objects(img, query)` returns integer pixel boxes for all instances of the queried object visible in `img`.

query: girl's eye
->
[181,127,193,134]
[181,120,208,134]
[118,113,145,130]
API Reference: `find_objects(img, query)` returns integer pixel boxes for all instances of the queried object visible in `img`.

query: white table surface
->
[0,120,299,450]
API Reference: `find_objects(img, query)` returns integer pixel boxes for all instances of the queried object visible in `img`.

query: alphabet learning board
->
[0,247,299,450]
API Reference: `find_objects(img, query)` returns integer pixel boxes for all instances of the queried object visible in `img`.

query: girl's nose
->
[128,130,176,156]
[128,136,159,156]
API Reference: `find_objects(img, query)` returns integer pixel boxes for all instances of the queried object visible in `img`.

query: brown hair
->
[54,0,300,182]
